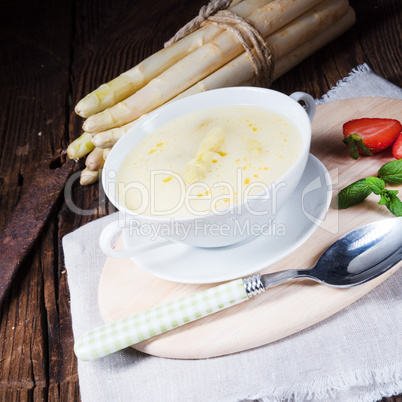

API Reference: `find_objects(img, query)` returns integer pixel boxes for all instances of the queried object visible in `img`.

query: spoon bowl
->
[260,217,402,290]
[310,217,402,287]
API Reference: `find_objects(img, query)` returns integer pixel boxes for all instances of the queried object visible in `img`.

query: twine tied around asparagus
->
[164,0,232,47]
[164,0,275,87]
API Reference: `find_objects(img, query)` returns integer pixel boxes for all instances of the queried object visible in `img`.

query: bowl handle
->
[99,220,137,259]
[290,92,316,122]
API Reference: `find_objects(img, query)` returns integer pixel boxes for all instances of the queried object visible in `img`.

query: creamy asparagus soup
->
[116,105,302,217]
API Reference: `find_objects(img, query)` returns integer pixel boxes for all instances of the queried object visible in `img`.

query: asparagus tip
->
[75,101,87,118]
[82,120,93,133]
[80,168,99,185]
[66,146,79,161]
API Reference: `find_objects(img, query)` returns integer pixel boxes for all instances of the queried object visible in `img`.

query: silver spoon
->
[75,217,402,361]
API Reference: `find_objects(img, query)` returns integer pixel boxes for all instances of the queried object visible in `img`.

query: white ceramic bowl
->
[100,87,315,257]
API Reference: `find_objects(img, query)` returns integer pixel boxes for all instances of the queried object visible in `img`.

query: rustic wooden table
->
[0,0,401,400]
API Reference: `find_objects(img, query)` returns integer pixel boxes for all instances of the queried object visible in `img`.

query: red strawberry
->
[342,118,402,160]
[393,133,402,159]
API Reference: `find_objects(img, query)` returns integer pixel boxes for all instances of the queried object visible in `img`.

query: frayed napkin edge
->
[242,360,402,402]
[316,63,371,105]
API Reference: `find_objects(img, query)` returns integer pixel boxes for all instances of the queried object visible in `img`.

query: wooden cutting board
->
[98,97,402,359]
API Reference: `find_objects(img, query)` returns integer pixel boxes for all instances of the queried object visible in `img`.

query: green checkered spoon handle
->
[74,275,264,361]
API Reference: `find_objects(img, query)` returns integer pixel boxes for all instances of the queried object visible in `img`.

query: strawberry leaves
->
[342,133,373,160]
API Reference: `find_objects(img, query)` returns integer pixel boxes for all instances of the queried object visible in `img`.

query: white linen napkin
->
[63,64,402,402]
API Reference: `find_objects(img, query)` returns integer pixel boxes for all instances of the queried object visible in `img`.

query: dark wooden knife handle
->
[0,157,74,305]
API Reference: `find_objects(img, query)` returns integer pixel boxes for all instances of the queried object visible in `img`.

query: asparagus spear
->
[102,148,111,160]
[85,147,105,171]
[274,7,355,78]
[67,133,95,160]
[80,168,100,185]
[92,122,136,149]
[184,127,226,184]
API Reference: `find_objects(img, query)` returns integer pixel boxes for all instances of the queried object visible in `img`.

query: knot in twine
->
[164,0,274,88]
[164,0,232,47]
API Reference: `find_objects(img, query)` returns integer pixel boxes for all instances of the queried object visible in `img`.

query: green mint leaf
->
[378,160,402,184]
[381,189,402,217]
[378,192,389,205]
[365,177,385,195]
[337,179,373,209]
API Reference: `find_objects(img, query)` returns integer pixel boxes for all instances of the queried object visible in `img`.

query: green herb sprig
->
[337,160,402,216]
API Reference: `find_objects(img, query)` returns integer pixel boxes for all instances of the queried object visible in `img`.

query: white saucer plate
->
[123,154,332,284]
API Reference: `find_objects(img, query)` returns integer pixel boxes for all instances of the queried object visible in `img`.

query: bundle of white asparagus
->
[68,0,355,184]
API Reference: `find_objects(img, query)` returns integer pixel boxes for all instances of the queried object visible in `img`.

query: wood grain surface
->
[98,98,402,359]
[0,0,401,400]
